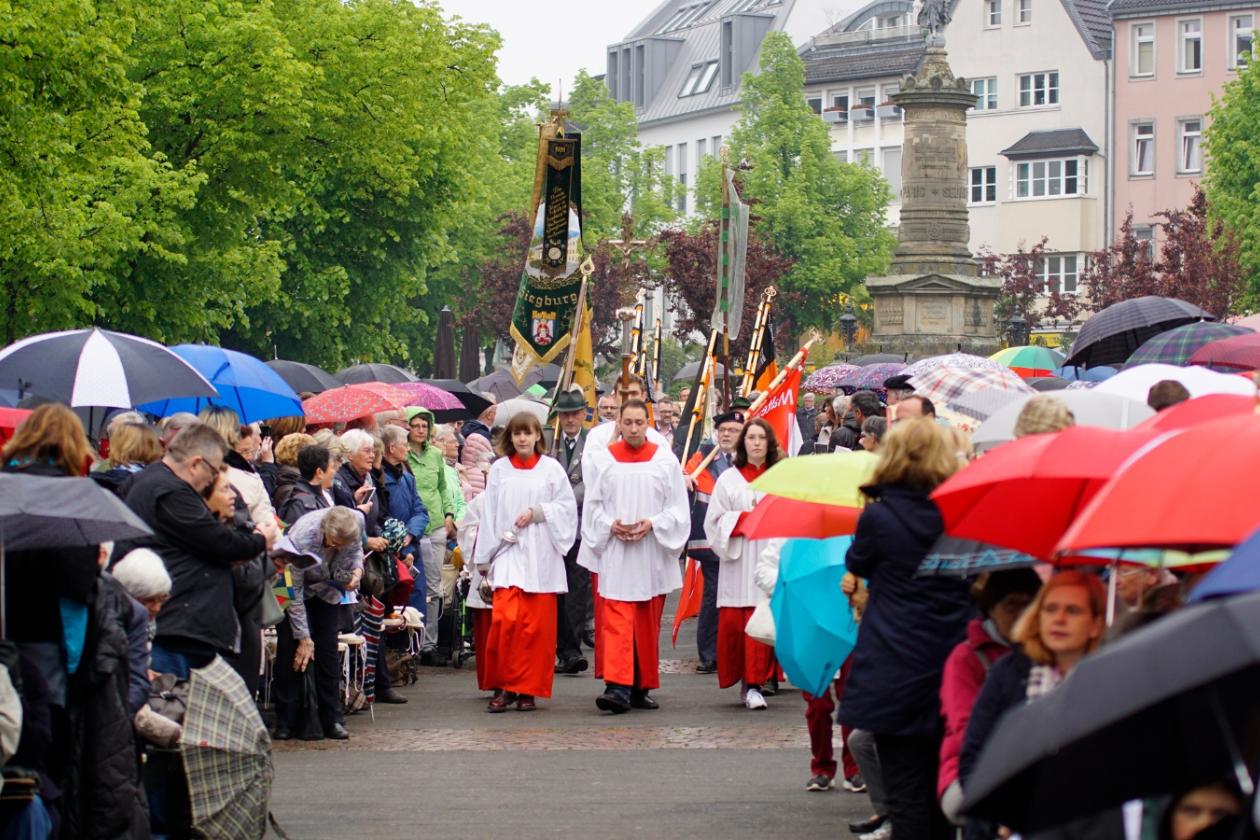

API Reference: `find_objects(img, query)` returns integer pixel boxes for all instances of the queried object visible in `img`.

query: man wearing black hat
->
[883,374,914,407]
[682,409,745,673]
[549,389,593,673]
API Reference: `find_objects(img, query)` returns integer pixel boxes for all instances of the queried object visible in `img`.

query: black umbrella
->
[673,360,727,382]
[458,323,481,383]
[0,328,217,408]
[852,353,906,366]
[265,360,341,395]
[1027,376,1069,391]
[1063,297,1215,368]
[963,590,1260,833]
[421,379,492,418]
[469,368,539,402]
[434,307,456,381]
[335,363,417,385]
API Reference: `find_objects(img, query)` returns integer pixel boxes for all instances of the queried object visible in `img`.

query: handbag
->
[260,589,285,628]
[744,591,776,646]
[389,558,415,608]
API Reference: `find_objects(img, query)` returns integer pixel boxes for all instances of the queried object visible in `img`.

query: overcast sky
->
[437,0,654,91]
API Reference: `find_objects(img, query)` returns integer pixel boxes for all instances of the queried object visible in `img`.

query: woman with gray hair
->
[272,506,364,741]
[110,548,172,715]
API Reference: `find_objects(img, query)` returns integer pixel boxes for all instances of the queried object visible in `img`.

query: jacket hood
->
[461,418,490,437]
[405,407,436,450]
[864,483,943,546]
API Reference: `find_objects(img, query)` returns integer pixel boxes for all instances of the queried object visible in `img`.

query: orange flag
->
[671,557,705,647]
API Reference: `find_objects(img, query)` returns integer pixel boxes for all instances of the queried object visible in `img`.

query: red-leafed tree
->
[657,222,794,359]
[1082,188,1244,318]
[983,237,1081,326]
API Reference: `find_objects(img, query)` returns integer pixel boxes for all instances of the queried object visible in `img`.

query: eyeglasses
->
[409,423,425,430]
[194,456,222,477]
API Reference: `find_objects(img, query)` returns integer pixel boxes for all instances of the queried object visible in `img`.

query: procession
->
[5,0,1260,837]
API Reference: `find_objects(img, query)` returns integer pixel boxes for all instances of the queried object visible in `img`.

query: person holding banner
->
[703,418,782,710]
[581,400,688,714]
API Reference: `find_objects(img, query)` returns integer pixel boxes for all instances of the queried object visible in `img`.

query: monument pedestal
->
[865,45,1002,355]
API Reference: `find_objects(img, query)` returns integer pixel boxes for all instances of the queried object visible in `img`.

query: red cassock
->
[599,594,667,690]
[716,606,776,689]
[483,587,558,697]
[471,606,494,691]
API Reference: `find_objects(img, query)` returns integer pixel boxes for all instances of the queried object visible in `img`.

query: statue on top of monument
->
[917,0,951,44]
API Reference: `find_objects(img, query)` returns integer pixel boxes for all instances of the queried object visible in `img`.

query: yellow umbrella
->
[749,450,879,508]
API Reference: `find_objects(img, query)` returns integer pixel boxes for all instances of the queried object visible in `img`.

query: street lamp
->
[1006,313,1030,347]
[839,303,859,350]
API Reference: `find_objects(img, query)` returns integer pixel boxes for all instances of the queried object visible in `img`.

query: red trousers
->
[599,595,666,689]
[592,572,603,679]
[716,606,776,689]
[471,606,493,691]
[483,587,557,698]
[802,658,857,779]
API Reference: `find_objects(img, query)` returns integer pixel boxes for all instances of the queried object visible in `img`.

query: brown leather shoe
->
[516,694,537,711]
[487,690,516,713]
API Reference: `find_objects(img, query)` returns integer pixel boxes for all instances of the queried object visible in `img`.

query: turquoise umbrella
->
[770,536,859,697]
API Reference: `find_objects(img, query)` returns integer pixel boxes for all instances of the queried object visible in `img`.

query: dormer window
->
[658,1,716,33]
[680,61,720,96]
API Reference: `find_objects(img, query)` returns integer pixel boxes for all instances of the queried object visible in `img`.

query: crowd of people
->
[0,363,1251,840]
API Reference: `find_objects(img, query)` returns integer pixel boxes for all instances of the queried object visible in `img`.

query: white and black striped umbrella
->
[0,328,217,408]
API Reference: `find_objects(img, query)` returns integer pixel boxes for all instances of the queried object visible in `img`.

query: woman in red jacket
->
[937,567,1042,824]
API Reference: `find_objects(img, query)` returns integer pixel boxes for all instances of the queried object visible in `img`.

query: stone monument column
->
[864,38,1002,354]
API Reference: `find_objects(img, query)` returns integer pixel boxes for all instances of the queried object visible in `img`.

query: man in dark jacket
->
[279,444,333,526]
[547,389,591,674]
[830,391,883,451]
[122,424,270,676]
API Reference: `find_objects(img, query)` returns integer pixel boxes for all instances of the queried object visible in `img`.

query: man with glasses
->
[121,423,272,678]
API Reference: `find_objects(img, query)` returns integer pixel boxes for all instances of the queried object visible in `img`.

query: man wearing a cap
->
[883,374,914,406]
[549,389,593,675]
[681,408,745,673]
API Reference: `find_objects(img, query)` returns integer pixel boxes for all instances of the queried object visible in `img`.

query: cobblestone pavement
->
[269,593,874,839]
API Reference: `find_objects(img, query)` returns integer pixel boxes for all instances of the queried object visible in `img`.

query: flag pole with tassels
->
[739,286,776,396]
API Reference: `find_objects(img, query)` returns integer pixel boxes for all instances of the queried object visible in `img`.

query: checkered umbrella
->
[1064,296,1215,368]
[904,353,1006,378]
[181,656,272,840]
[1122,322,1253,369]
[909,365,1034,404]
[803,364,862,391]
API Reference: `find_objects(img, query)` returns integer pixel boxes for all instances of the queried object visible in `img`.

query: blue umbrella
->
[1054,365,1117,382]
[770,536,859,697]
[1188,526,1260,604]
[916,535,1037,578]
[137,345,302,423]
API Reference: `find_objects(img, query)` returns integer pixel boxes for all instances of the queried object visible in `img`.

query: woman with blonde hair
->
[1013,394,1075,438]
[92,422,163,496]
[837,418,975,840]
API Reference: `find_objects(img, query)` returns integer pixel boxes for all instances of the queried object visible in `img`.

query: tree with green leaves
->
[693,31,896,335]
[1204,53,1260,307]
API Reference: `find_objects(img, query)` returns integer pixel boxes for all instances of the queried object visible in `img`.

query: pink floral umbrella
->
[390,381,472,423]
[302,382,412,425]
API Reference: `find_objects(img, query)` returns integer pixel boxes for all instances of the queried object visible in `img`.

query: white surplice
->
[704,467,771,608]
[580,442,688,601]
[473,455,577,594]
[456,493,489,609]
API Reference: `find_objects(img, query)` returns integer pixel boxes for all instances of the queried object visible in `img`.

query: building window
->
[658,1,715,34]
[1178,118,1202,173]
[971,77,998,110]
[712,135,722,155]
[1132,122,1155,176]
[1179,19,1203,73]
[1132,23,1155,76]
[970,166,997,203]
[986,0,1002,27]
[621,48,632,101]
[1018,71,1059,107]
[1230,14,1254,69]
[834,150,849,164]
[832,93,850,111]
[635,45,645,106]
[697,138,707,161]
[807,96,823,114]
[1018,0,1032,24]
[608,52,619,101]
[1041,253,1080,294]
[882,148,903,198]
[663,145,673,177]
[679,61,719,97]
[855,149,874,167]
[1134,226,1156,261]
[1014,158,1087,197]
[677,143,688,211]
[721,20,735,87]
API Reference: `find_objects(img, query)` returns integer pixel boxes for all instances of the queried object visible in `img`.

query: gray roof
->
[1000,128,1100,158]
[803,40,925,84]
[945,0,1111,58]
[612,0,796,127]
[1110,0,1257,18]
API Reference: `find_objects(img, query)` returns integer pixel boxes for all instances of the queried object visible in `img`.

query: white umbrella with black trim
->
[0,328,217,408]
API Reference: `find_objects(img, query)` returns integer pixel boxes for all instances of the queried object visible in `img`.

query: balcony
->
[850,105,875,123]
[822,107,849,124]
[810,24,926,48]
[877,102,902,120]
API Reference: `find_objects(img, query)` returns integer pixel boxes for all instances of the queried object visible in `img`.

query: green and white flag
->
[712,167,749,339]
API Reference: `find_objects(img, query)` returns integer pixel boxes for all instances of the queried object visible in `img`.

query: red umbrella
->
[0,407,31,446]
[733,495,863,540]
[1134,393,1257,433]
[931,426,1157,561]
[1186,331,1260,371]
[1056,413,1260,555]
[301,382,412,425]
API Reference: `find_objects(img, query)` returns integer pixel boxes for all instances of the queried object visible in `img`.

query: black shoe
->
[581,630,596,649]
[595,687,631,714]
[420,649,449,666]
[849,815,886,834]
[630,690,659,710]
[299,729,325,742]
[272,726,292,741]
[695,660,717,674]
[555,655,589,675]
[323,723,350,740]
[378,688,408,704]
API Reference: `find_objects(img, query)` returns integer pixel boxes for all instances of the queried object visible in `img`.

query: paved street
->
[269,595,874,839]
